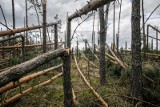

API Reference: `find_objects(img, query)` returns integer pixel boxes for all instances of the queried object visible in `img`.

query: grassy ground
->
[1,53,160,107]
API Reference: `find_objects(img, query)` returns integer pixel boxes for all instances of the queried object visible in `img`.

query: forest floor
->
[1,52,160,107]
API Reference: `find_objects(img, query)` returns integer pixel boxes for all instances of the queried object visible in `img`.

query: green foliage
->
[142,62,160,105]
[9,56,21,65]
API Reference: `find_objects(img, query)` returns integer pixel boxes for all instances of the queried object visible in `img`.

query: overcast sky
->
[0,0,160,49]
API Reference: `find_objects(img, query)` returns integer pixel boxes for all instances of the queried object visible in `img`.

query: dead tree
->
[62,50,73,107]
[54,24,58,50]
[42,0,47,53]
[151,39,153,51]
[116,34,119,52]
[131,0,142,106]
[0,48,66,87]
[25,0,29,44]
[99,5,106,85]
[0,23,56,37]
[142,0,146,59]
[156,27,158,52]
[12,0,15,30]
[125,41,127,52]
[113,2,115,51]
[65,17,73,107]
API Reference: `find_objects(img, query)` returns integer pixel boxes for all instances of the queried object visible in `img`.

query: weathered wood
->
[99,5,106,85]
[0,48,66,87]
[142,0,146,59]
[21,36,25,61]
[1,72,63,107]
[116,34,119,52]
[67,19,71,48]
[148,24,160,34]
[42,0,47,53]
[0,42,65,50]
[54,24,58,50]
[68,0,115,21]
[113,2,115,51]
[74,56,108,107]
[0,35,23,43]
[131,0,142,105]
[0,23,57,37]
[80,51,99,69]
[0,64,62,94]
[156,27,158,52]
[107,44,127,69]
[147,24,149,52]
[61,49,73,107]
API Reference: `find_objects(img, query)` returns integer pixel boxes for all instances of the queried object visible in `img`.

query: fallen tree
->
[1,72,63,107]
[0,48,68,87]
[79,51,99,69]
[74,55,108,107]
[0,22,58,37]
[68,0,115,21]
[0,64,62,94]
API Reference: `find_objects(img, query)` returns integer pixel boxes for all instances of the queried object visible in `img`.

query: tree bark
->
[113,2,115,51]
[99,6,106,85]
[0,48,66,87]
[54,24,58,50]
[61,50,73,107]
[42,0,47,53]
[1,72,63,107]
[131,0,142,106]
[68,0,115,21]
[12,0,15,29]
[0,23,57,37]
[74,56,108,107]
[0,64,62,94]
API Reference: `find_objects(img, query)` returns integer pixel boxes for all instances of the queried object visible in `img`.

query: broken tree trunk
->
[61,49,73,107]
[107,44,128,69]
[131,0,142,106]
[1,72,63,107]
[80,51,99,69]
[54,24,58,50]
[68,0,115,21]
[0,23,57,37]
[99,5,106,85]
[0,64,62,94]
[42,0,47,53]
[0,42,65,49]
[74,55,108,107]
[0,48,66,87]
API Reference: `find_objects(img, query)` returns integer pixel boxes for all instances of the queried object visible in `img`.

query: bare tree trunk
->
[131,0,142,106]
[125,41,127,52]
[54,24,58,50]
[12,0,16,56]
[104,4,110,39]
[25,0,29,45]
[62,50,73,107]
[142,0,146,59]
[12,0,15,30]
[151,39,153,52]
[0,48,65,87]
[156,27,158,53]
[116,34,119,52]
[33,1,42,44]
[147,25,149,52]
[99,6,106,85]
[113,2,115,51]
[42,0,47,53]
[65,16,73,106]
